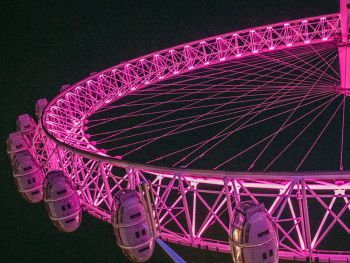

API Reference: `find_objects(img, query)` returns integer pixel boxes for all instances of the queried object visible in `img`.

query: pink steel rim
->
[36,13,350,262]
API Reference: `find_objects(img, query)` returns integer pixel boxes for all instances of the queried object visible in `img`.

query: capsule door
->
[35,98,48,120]
[112,189,155,262]
[12,151,44,203]
[16,114,36,141]
[43,170,82,232]
[242,211,278,263]
[229,201,279,263]
[7,131,30,164]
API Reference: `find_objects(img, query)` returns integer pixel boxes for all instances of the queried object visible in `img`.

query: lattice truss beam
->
[44,14,341,148]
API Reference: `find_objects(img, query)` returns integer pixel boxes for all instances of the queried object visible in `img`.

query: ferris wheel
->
[7,0,350,262]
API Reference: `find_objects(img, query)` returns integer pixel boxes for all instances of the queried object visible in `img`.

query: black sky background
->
[1,1,339,262]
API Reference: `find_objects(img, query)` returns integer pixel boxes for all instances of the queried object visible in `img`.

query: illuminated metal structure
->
[7,1,350,262]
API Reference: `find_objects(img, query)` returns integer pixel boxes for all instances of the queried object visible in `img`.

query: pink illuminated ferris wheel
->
[7,1,350,262]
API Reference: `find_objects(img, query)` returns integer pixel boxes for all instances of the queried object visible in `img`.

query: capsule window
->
[258,229,269,238]
[262,252,267,260]
[138,246,149,253]
[24,125,31,129]
[61,205,66,211]
[244,223,251,242]
[57,189,67,195]
[31,190,40,195]
[269,249,273,257]
[67,203,72,209]
[130,212,141,220]
[135,231,140,238]
[27,178,36,184]
[65,218,75,223]
[141,229,146,236]
[23,166,32,171]
[15,144,23,149]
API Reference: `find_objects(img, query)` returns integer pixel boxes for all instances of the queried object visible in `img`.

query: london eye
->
[6,1,350,262]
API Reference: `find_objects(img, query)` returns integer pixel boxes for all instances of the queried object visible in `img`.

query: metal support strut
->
[138,180,187,263]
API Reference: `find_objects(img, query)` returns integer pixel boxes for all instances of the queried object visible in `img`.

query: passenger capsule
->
[6,131,30,163]
[35,98,49,120]
[16,114,36,141]
[43,170,82,232]
[12,151,44,203]
[229,201,279,263]
[112,189,155,262]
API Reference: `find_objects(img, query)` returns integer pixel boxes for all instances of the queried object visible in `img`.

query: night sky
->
[1,1,340,262]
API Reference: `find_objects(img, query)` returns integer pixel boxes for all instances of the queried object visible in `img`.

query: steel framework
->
[28,9,350,263]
